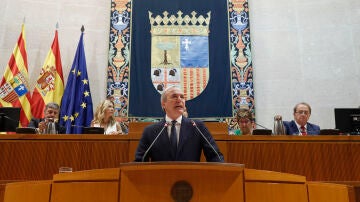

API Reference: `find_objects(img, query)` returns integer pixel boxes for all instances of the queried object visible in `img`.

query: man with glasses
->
[283,102,320,135]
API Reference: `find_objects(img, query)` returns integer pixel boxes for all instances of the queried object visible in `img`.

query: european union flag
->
[59,29,93,134]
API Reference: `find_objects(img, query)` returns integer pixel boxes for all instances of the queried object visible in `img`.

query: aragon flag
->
[0,24,32,127]
[31,28,64,119]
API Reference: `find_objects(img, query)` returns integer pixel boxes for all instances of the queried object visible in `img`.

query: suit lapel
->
[290,121,299,134]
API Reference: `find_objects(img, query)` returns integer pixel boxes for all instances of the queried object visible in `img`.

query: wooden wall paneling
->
[323,143,354,181]
[349,143,360,181]
[281,142,316,179]
[226,141,284,171]
[1,135,360,183]
[43,141,83,179]
[0,140,49,180]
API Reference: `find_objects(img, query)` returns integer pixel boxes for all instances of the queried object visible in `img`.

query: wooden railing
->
[0,133,360,182]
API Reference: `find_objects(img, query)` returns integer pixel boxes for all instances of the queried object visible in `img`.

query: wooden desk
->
[0,134,359,182]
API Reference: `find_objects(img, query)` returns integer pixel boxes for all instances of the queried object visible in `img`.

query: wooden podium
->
[118,162,244,201]
[4,162,313,202]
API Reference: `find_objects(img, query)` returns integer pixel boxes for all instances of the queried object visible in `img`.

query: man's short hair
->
[44,102,60,112]
[293,102,312,114]
[160,85,181,103]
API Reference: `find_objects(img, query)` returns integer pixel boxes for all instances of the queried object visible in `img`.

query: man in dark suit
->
[283,102,320,135]
[134,86,224,162]
[28,102,66,134]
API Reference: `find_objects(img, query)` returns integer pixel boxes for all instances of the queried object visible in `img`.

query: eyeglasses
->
[295,110,310,115]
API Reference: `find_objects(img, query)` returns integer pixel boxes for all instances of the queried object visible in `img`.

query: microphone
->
[251,121,273,135]
[142,122,169,162]
[191,120,223,162]
[253,121,271,130]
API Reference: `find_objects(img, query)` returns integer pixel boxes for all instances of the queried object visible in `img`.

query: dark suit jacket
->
[134,118,224,162]
[28,118,66,134]
[283,120,320,135]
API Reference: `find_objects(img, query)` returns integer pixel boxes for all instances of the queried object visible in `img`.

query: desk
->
[0,134,359,182]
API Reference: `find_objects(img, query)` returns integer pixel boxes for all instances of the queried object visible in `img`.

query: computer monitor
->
[252,129,272,136]
[334,108,360,135]
[82,127,105,134]
[0,107,21,132]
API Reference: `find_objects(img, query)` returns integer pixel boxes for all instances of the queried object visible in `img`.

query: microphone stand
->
[191,120,223,162]
[142,122,169,162]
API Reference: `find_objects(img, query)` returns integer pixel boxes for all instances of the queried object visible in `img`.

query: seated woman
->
[233,108,254,135]
[91,100,123,135]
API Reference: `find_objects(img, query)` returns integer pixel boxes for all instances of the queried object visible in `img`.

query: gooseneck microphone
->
[254,122,271,130]
[142,122,169,162]
[191,120,223,162]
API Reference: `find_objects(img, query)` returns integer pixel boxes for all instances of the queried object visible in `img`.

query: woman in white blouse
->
[91,99,123,135]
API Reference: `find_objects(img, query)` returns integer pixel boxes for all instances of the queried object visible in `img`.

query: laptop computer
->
[319,129,340,135]
[82,127,104,134]
[16,127,37,134]
[252,129,272,135]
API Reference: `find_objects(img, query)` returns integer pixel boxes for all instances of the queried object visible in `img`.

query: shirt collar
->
[165,115,182,124]
[295,121,306,129]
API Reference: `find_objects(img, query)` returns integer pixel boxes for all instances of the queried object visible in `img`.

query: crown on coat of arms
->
[148,11,211,36]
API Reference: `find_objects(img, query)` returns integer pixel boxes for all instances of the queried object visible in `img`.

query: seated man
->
[283,102,320,135]
[28,102,66,134]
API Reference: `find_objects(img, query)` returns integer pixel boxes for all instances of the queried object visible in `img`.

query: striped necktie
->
[300,126,307,136]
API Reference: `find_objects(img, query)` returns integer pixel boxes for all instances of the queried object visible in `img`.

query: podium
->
[3,180,52,202]
[4,162,312,202]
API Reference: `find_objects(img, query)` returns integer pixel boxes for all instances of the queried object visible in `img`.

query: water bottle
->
[273,115,285,135]
[44,118,57,134]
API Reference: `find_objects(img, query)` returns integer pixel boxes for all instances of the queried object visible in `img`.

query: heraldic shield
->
[149,11,211,100]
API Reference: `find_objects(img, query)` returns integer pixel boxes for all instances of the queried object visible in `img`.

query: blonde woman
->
[91,100,123,135]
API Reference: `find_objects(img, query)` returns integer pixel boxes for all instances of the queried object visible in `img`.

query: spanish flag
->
[31,28,64,119]
[0,24,32,127]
